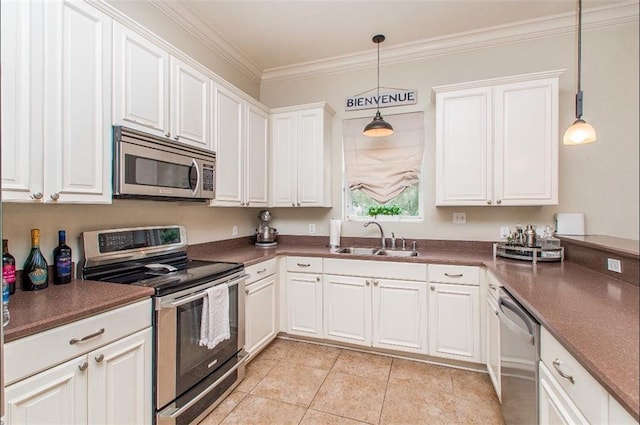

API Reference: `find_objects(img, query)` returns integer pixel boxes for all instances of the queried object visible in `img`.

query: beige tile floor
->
[199,338,505,425]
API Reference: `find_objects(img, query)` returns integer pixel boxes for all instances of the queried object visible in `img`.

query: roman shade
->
[343,112,424,204]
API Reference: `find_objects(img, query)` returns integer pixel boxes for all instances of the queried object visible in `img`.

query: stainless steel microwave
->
[113,126,215,201]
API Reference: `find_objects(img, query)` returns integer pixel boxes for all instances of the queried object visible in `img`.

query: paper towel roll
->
[329,219,342,247]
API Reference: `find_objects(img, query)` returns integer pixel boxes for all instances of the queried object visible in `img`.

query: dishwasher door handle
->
[498,296,536,345]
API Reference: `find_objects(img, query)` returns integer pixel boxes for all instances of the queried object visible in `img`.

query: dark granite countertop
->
[3,279,154,343]
[190,241,639,420]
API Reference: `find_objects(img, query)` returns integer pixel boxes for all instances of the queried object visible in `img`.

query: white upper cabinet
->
[1,0,112,203]
[433,70,563,206]
[170,56,210,149]
[210,84,269,207]
[113,23,212,149]
[113,22,169,137]
[270,102,334,207]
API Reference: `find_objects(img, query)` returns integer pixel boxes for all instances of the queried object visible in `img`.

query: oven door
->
[155,273,246,412]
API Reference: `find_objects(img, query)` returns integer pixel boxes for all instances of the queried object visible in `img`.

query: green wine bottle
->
[22,229,48,291]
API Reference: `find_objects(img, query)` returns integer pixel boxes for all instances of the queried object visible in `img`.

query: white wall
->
[261,23,640,241]
[2,201,257,267]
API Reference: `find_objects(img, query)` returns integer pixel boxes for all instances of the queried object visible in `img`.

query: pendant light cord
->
[577,0,582,94]
[376,39,380,112]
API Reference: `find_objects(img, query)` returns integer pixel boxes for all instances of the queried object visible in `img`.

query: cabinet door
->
[4,356,88,424]
[245,275,277,356]
[435,87,492,206]
[428,283,480,362]
[88,328,152,425]
[494,78,558,205]
[296,108,326,206]
[170,56,210,149]
[113,22,169,137]
[1,0,37,202]
[212,85,244,205]
[323,275,371,346]
[44,0,112,203]
[270,112,297,207]
[486,295,501,401]
[245,103,269,207]
[286,272,323,337]
[373,278,427,354]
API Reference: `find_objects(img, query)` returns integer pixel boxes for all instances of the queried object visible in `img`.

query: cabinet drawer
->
[5,299,151,385]
[323,258,427,281]
[246,258,277,285]
[286,256,322,273]
[428,265,480,285]
[540,327,608,424]
[486,270,501,300]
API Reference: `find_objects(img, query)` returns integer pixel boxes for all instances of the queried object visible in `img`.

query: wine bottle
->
[2,239,16,295]
[22,229,48,291]
[53,230,72,284]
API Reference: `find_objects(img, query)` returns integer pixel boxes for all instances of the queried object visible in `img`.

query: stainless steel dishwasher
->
[498,288,540,425]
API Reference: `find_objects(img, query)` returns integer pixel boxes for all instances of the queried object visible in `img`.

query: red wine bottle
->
[22,229,48,291]
[53,230,72,284]
[2,239,16,294]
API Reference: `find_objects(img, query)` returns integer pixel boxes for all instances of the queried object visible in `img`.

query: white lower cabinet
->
[245,259,278,357]
[427,265,481,362]
[285,257,324,338]
[4,300,152,425]
[322,259,428,354]
[539,361,590,425]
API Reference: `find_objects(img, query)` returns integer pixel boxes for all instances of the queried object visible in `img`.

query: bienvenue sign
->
[345,89,417,111]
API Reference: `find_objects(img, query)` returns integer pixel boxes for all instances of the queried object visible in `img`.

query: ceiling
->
[145,0,636,82]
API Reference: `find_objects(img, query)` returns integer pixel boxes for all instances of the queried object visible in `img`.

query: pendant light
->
[363,34,394,137]
[563,0,596,145]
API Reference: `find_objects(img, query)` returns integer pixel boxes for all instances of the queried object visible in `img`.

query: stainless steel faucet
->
[364,221,385,248]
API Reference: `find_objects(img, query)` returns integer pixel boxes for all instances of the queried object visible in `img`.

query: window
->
[343,112,425,220]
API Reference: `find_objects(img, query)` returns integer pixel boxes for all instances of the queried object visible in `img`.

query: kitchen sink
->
[334,247,418,257]
[375,249,419,257]
[335,247,380,255]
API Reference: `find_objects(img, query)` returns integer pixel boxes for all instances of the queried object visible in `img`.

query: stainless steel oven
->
[82,226,247,425]
[113,126,215,201]
[156,272,247,425]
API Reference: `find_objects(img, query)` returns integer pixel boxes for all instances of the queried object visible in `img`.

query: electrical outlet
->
[607,258,622,273]
[452,212,466,224]
[232,225,238,236]
[308,224,316,234]
[500,227,510,238]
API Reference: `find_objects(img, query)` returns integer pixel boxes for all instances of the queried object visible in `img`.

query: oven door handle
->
[163,274,248,308]
[159,350,249,420]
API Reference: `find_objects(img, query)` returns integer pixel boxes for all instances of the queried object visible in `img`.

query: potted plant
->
[367,205,401,219]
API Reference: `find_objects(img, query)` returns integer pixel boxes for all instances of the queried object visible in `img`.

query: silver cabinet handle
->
[366,280,370,286]
[495,310,499,316]
[487,200,492,205]
[256,268,267,274]
[174,135,179,140]
[496,200,502,205]
[489,283,497,290]
[552,359,575,384]
[95,354,104,363]
[245,289,249,294]
[165,132,171,138]
[444,273,463,278]
[374,280,379,286]
[430,285,435,291]
[50,192,60,201]
[297,202,301,207]
[31,192,43,200]
[316,276,320,282]
[297,263,311,268]
[246,201,250,206]
[78,362,89,371]
[291,203,295,207]
[69,328,105,345]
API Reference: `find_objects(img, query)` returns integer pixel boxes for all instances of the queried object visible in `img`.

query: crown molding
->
[143,0,637,87]
[261,1,638,85]
[147,0,263,85]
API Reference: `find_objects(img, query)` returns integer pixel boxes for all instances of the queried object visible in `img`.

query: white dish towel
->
[199,283,230,349]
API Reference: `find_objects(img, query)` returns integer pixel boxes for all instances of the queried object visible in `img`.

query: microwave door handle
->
[189,159,200,197]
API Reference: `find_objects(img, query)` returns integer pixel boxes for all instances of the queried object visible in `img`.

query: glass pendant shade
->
[363,111,394,137]
[563,118,596,145]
